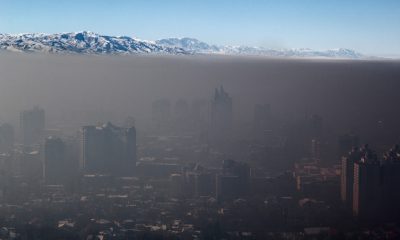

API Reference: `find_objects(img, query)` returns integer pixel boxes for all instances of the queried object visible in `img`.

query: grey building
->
[210,86,233,145]
[44,136,66,185]
[80,122,136,176]
[20,107,45,146]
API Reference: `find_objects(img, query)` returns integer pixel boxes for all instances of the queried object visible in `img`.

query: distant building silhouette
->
[310,139,321,163]
[0,123,14,153]
[308,114,323,140]
[194,172,216,197]
[151,99,171,133]
[44,137,66,185]
[190,99,209,132]
[352,145,381,220]
[20,107,45,146]
[80,122,136,176]
[210,86,233,145]
[174,99,190,132]
[338,134,359,158]
[169,173,185,198]
[216,159,250,201]
[253,104,271,139]
[20,150,42,182]
[381,145,400,220]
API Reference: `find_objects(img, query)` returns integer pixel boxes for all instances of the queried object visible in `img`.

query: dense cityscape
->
[0,84,397,240]
[1,1,400,239]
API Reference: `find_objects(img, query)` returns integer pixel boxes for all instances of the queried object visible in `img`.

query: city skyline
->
[0,3,400,235]
[0,59,399,237]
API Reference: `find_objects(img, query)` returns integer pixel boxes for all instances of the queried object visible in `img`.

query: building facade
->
[80,122,136,176]
[20,107,45,146]
[210,86,233,146]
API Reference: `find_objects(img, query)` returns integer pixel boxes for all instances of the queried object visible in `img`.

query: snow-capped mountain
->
[156,38,363,59]
[0,31,188,54]
[155,38,220,53]
[0,31,364,58]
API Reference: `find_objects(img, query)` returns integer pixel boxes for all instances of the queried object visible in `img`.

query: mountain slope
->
[0,31,187,54]
[0,31,364,58]
[156,38,363,59]
[155,38,220,53]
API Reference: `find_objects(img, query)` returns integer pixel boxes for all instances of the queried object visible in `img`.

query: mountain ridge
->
[0,31,364,59]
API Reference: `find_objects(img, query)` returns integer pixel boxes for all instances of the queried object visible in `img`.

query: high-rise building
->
[44,137,66,185]
[190,99,209,135]
[310,139,321,162]
[253,104,271,138]
[20,150,42,182]
[194,172,216,197]
[0,123,14,153]
[216,159,250,201]
[80,122,136,176]
[174,99,189,120]
[338,134,359,158]
[381,145,400,220]
[340,147,362,208]
[169,173,185,198]
[20,107,45,146]
[308,114,323,139]
[174,99,190,132]
[341,144,400,221]
[151,99,171,133]
[210,86,233,145]
[352,145,381,220]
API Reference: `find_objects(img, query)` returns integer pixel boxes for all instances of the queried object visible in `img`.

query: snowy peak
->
[156,38,363,59]
[0,31,364,59]
[0,31,188,54]
[155,38,220,53]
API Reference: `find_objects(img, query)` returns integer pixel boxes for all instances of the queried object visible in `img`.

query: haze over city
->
[0,1,399,240]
